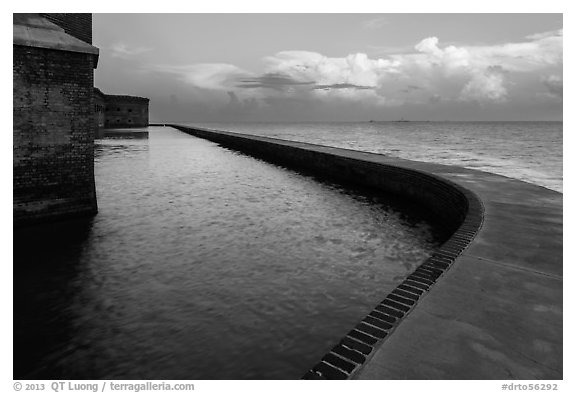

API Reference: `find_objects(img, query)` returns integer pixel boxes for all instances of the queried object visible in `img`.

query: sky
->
[93,13,563,122]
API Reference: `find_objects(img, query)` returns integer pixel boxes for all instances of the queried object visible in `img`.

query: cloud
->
[236,73,375,92]
[362,16,389,30]
[388,30,562,102]
[542,75,563,98]
[148,28,562,110]
[526,29,563,41]
[313,83,375,90]
[237,73,315,90]
[151,63,252,91]
[110,43,152,58]
[263,51,397,90]
[469,35,562,73]
[414,37,444,57]
[401,85,423,94]
[460,66,507,102]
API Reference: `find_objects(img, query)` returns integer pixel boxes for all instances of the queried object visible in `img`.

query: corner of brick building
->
[13,13,99,226]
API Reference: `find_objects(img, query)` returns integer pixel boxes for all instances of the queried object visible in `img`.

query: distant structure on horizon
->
[94,88,149,129]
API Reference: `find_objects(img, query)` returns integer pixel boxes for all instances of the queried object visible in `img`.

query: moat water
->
[14,127,440,379]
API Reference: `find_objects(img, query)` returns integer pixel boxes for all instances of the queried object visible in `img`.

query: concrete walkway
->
[355,160,562,379]
[164,124,562,380]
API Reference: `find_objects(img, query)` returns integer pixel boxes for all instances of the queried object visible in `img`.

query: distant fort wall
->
[13,14,99,225]
[95,89,150,128]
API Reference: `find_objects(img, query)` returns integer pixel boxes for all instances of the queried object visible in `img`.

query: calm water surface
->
[14,127,439,379]
[189,121,563,193]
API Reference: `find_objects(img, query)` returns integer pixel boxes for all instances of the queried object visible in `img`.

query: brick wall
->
[13,45,98,225]
[104,98,149,128]
[40,13,92,44]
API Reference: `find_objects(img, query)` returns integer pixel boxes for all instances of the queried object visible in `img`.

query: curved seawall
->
[166,124,562,380]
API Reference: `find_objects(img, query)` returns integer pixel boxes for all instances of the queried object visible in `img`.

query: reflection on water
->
[14,127,439,379]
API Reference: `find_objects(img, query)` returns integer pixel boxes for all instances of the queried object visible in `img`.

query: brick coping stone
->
[159,124,562,380]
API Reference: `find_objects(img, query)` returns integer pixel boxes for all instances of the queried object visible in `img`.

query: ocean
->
[188,121,563,193]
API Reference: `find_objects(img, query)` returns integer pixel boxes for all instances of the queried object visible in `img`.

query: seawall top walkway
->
[163,124,562,380]
[355,152,562,379]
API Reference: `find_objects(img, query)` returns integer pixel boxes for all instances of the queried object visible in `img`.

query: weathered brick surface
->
[340,337,372,355]
[40,13,92,44]
[13,45,98,225]
[331,344,366,364]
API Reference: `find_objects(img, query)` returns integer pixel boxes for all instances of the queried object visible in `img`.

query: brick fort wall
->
[14,39,98,225]
[104,95,149,128]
